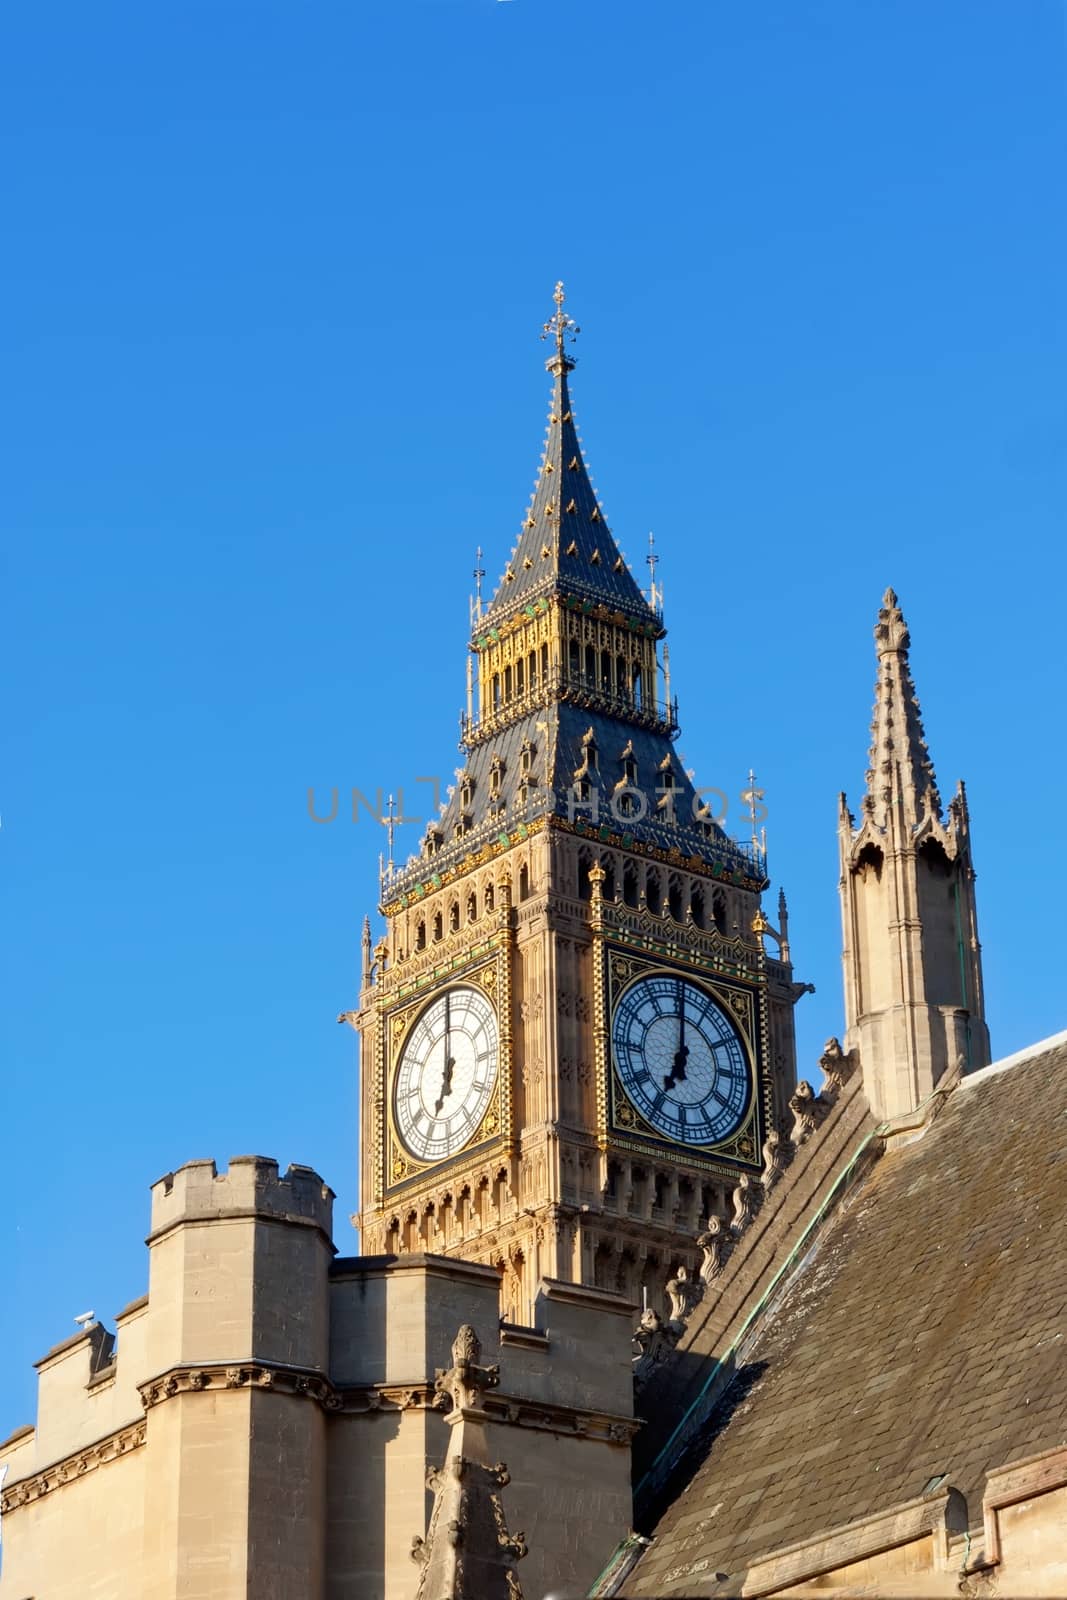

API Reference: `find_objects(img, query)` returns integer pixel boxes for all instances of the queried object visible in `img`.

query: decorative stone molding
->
[133,1355,633,1443]
[138,1360,434,1416]
[433,1324,501,1415]
[2,1419,146,1512]
[413,1320,528,1599]
[484,1394,637,1446]
[140,1361,344,1412]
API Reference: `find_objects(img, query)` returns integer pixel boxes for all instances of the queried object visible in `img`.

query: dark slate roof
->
[385,308,764,902]
[622,1035,1067,1597]
[390,701,763,898]
[483,359,657,629]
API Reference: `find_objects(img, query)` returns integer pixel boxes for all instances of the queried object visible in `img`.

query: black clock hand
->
[434,993,456,1114]
[664,979,690,1091]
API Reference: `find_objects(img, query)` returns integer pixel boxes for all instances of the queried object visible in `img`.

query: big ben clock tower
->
[347,287,806,1323]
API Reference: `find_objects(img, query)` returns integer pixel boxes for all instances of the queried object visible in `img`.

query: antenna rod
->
[384,793,397,879]
[473,545,485,624]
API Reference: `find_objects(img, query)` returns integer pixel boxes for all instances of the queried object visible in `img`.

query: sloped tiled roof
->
[622,1035,1067,1596]
[390,702,760,898]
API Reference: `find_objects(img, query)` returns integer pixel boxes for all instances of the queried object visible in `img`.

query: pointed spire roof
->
[483,283,658,630]
[863,588,941,829]
[410,1325,527,1600]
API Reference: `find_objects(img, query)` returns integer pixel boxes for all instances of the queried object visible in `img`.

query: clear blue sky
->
[3,0,1066,1431]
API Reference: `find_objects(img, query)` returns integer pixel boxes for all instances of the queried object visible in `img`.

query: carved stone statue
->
[697,1216,730,1284]
[819,1036,857,1098]
[789,1080,819,1145]
[632,1305,682,1396]
[730,1174,755,1235]
[760,1128,787,1193]
[665,1266,702,1327]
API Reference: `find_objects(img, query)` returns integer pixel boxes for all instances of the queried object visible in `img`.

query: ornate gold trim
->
[604,946,764,1168]
[590,866,611,1150]
[556,812,766,893]
[381,958,504,1197]
[382,817,549,917]
[496,880,516,1155]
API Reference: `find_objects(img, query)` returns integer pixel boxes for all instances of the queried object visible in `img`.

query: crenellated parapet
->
[148,1155,335,1245]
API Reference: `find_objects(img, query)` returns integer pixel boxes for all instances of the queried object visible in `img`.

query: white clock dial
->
[612,973,751,1146]
[394,985,499,1162]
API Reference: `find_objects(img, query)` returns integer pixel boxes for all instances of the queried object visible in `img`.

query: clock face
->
[612,973,751,1147]
[394,985,499,1162]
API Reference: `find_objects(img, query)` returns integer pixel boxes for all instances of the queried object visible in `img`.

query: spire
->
[387,287,770,903]
[863,588,940,830]
[410,1324,527,1600]
[360,915,372,986]
[483,283,658,628]
[839,587,990,1117]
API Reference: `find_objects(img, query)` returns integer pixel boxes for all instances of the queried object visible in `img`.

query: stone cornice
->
[145,1205,335,1252]
[538,1276,639,1319]
[330,1251,504,1288]
[2,1419,146,1513]
[138,1360,349,1413]
[383,786,764,919]
[135,1359,638,1444]
[482,1392,637,1446]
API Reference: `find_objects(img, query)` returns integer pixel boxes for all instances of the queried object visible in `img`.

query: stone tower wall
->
[0,1157,635,1600]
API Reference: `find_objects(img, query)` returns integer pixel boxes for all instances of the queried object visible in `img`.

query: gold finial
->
[541,280,580,371]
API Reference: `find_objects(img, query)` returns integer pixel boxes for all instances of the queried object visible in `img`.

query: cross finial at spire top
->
[542,280,580,373]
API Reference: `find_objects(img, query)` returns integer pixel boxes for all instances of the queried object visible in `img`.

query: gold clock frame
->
[602,945,766,1171]
[380,952,511,1199]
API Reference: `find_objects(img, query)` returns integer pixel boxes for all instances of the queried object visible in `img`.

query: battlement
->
[148,1155,334,1245]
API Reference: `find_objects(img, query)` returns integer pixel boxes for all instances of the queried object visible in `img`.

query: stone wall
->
[0,1155,635,1600]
